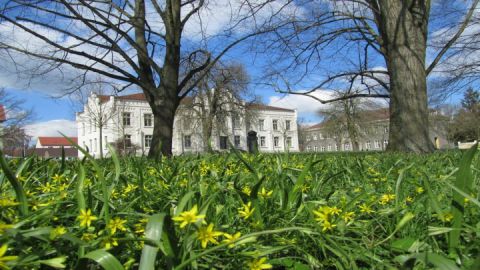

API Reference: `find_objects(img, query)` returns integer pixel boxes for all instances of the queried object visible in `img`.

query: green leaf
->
[78,249,125,270]
[395,252,460,270]
[38,256,67,269]
[449,143,477,251]
[139,214,165,270]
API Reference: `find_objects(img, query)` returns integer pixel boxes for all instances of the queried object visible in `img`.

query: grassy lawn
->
[0,148,479,269]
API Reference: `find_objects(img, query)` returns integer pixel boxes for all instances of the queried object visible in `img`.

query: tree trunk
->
[99,125,103,159]
[202,117,214,152]
[344,100,360,151]
[148,98,177,158]
[375,1,435,153]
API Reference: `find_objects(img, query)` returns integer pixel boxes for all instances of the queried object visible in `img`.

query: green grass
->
[0,147,479,269]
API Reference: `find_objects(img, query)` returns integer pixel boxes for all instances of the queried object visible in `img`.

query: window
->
[384,140,388,147]
[313,134,318,140]
[93,122,96,132]
[184,135,191,148]
[285,120,291,130]
[366,141,371,149]
[260,136,266,147]
[327,145,332,151]
[274,136,279,147]
[104,136,108,149]
[321,146,326,152]
[374,140,380,149]
[124,135,132,147]
[286,137,292,148]
[259,119,265,131]
[144,114,153,127]
[335,144,339,151]
[220,136,228,150]
[306,135,311,141]
[272,120,278,131]
[233,116,241,129]
[89,139,92,152]
[344,143,351,151]
[314,146,318,152]
[94,138,97,152]
[384,127,389,134]
[307,146,311,151]
[319,133,323,139]
[82,123,85,136]
[123,112,131,126]
[234,135,241,147]
[144,135,152,148]
[183,118,192,130]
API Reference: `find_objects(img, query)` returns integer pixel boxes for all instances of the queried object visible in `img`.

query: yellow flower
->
[0,244,18,269]
[102,237,118,250]
[39,182,54,193]
[321,220,336,232]
[258,187,273,198]
[134,218,148,235]
[353,187,361,193]
[247,257,272,270]
[313,206,335,223]
[197,224,223,248]
[416,186,424,194]
[359,203,374,214]
[107,217,127,235]
[406,196,413,203]
[0,223,14,235]
[171,205,206,228]
[379,194,395,205]
[123,184,138,195]
[77,209,98,228]
[222,232,241,248]
[0,198,19,207]
[342,211,355,223]
[329,206,342,216]
[179,179,188,187]
[441,212,454,223]
[52,174,64,183]
[50,226,67,240]
[81,233,97,242]
[238,202,255,220]
[242,186,252,196]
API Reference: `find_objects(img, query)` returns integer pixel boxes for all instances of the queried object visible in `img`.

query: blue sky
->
[0,0,475,141]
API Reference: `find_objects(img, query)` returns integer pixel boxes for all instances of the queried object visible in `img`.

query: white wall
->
[78,93,299,157]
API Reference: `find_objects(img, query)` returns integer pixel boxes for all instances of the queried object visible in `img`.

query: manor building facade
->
[76,93,299,157]
[303,108,452,152]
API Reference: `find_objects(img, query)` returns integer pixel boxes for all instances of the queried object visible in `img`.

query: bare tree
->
[183,62,254,152]
[77,82,118,159]
[0,0,294,158]
[0,87,33,144]
[265,0,479,153]
[317,94,383,151]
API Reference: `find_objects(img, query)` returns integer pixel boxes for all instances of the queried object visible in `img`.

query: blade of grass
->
[0,149,28,216]
[139,214,165,270]
[449,143,477,252]
[77,249,125,270]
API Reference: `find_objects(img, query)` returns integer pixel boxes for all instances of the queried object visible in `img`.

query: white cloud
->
[267,90,336,114]
[25,119,77,142]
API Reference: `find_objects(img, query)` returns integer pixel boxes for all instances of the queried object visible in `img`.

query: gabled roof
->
[38,137,78,147]
[0,105,6,122]
[97,93,193,104]
[307,108,389,131]
[246,104,295,112]
[96,93,294,112]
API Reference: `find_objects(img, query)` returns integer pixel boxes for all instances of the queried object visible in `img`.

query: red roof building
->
[36,137,78,148]
[0,105,6,122]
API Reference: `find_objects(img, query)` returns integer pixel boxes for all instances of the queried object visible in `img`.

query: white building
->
[76,92,299,157]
